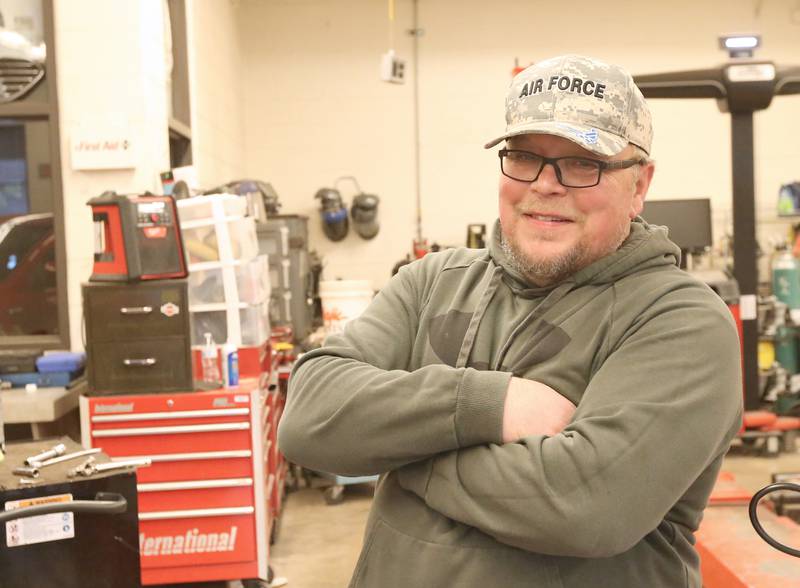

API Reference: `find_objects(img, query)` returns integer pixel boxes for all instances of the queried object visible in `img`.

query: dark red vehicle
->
[0,212,57,335]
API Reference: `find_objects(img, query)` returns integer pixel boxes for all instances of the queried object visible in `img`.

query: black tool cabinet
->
[83,280,193,394]
[0,437,140,588]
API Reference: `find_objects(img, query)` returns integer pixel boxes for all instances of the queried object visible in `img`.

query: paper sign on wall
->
[70,122,136,170]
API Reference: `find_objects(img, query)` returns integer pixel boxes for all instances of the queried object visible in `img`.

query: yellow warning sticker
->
[6,493,73,510]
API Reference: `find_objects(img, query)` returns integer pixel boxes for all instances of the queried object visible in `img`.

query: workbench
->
[1,380,85,439]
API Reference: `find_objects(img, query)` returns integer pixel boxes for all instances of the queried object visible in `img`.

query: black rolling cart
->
[0,437,141,588]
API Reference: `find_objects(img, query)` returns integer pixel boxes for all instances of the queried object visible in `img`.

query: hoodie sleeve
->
[396,289,742,558]
[277,254,511,476]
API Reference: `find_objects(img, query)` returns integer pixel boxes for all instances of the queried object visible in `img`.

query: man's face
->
[498,133,655,286]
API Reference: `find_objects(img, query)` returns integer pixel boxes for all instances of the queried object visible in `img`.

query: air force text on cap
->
[519,76,607,99]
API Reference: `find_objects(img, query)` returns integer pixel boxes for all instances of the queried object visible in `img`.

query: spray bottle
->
[202,332,221,385]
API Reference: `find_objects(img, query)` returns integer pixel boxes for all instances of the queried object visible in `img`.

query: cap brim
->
[484,121,628,157]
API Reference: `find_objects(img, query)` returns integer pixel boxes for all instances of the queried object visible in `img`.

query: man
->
[278,54,742,587]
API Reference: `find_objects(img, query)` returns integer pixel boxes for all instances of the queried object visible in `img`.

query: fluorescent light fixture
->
[724,36,759,49]
[719,34,761,58]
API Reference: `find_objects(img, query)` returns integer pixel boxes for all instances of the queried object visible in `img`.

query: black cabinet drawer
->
[87,337,192,394]
[83,281,189,341]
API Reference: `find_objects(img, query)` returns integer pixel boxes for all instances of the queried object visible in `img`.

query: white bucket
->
[319,279,374,335]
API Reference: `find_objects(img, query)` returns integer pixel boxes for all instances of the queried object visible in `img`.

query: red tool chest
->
[79,378,286,585]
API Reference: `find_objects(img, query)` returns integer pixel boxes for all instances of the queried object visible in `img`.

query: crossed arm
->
[278,259,572,475]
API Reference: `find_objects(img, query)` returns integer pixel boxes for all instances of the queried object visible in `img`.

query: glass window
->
[0,0,66,347]
[0,118,57,336]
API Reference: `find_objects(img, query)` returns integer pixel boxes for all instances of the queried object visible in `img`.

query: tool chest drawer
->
[116,451,254,484]
[88,337,193,393]
[138,513,258,570]
[83,280,190,341]
[84,386,258,456]
[91,422,253,455]
[138,479,255,511]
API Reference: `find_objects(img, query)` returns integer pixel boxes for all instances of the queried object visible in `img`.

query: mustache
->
[515,203,576,220]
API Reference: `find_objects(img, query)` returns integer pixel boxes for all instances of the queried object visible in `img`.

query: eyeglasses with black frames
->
[498,148,646,188]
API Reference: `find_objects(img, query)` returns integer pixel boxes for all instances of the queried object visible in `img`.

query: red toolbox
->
[80,378,285,585]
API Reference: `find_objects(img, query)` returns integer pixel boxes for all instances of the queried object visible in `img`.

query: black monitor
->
[641,198,713,253]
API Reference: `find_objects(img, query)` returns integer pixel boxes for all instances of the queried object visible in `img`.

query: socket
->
[380,50,406,84]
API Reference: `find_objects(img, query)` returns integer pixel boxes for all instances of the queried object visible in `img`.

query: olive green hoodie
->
[278,219,742,588]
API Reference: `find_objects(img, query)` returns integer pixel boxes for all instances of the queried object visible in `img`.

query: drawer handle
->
[139,506,255,521]
[120,306,153,315]
[109,450,253,462]
[138,478,254,492]
[92,422,250,437]
[123,358,157,367]
[92,408,250,423]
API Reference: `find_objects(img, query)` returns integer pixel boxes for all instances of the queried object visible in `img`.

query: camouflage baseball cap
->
[485,54,652,156]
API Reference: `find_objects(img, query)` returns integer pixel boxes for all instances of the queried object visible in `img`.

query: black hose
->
[749,482,800,557]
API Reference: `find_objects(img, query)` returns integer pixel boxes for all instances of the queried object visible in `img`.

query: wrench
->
[67,456,96,478]
[24,443,66,466]
[68,457,151,478]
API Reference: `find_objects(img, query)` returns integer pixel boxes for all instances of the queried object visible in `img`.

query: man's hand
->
[502,377,576,443]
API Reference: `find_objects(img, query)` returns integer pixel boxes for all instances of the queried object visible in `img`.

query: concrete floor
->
[722,447,800,493]
[267,448,800,587]
[269,480,373,588]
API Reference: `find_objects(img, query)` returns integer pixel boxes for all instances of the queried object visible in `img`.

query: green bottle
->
[773,248,800,311]
[773,247,800,374]
[775,325,799,374]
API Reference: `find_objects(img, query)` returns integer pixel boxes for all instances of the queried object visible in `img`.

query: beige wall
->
[187,0,247,189]
[55,0,171,350]
[239,0,418,287]
[239,0,800,289]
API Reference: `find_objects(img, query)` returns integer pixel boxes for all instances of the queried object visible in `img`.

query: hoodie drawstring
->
[455,265,504,369]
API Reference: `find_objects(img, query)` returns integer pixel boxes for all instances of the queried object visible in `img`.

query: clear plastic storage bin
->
[190,301,270,347]
[176,193,248,223]
[188,255,270,305]
[182,217,259,264]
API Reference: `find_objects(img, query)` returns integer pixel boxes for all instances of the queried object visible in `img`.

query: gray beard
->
[499,234,585,287]
[499,217,632,286]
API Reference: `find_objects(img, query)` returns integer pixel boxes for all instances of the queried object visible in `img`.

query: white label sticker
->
[5,493,75,548]
[740,294,758,320]
[234,395,249,403]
